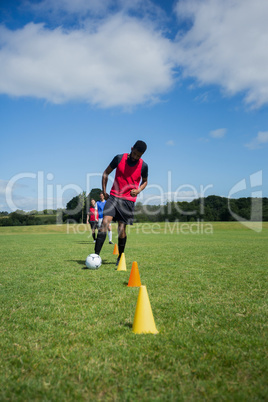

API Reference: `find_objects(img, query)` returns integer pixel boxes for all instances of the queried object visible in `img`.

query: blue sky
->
[0,0,267,212]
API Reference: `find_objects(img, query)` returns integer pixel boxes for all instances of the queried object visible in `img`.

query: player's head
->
[90,198,95,206]
[130,140,147,162]
[99,192,105,201]
[133,140,147,154]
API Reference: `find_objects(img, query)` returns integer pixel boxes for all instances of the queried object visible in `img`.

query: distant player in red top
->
[95,140,148,265]
[86,199,99,242]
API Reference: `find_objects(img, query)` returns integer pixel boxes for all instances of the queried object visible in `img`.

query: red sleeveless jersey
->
[89,206,98,221]
[110,153,143,202]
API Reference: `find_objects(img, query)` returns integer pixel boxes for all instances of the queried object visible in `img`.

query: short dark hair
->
[133,140,147,153]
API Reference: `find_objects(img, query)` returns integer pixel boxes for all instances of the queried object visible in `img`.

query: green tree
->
[79,192,86,223]
[65,193,84,223]
[85,188,102,217]
[65,189,101,223]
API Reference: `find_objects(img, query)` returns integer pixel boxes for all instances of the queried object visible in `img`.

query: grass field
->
[0,222,267,401]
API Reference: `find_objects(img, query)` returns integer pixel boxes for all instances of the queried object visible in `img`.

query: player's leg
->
[90,222,96,242]
[95,215,113,255]
[108,223,113,244]
[92,226,96,242]
[116,221,127,264]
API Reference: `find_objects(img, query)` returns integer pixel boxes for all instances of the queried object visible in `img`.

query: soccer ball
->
[85,253,102,269]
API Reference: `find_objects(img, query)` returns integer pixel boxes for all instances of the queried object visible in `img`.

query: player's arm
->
[138,177,148,194]
[102,165,114,200]
[86,213,89,224]
[130,176,148,197]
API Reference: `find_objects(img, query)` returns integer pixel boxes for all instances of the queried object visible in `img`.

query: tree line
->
[63,191,268,223]
[0,190,267,226]
[0,209,64,226]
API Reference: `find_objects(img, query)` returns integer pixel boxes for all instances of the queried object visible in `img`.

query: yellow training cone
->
[132,286,158,334]
[117,253,127,271]
[127,261,141,287]
[113,243,119,255]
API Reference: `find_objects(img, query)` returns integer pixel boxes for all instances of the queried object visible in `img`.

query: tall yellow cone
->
[128,261,141,287]
[132,286,158,334]
[113,244,119,255]
[117,253,127,271]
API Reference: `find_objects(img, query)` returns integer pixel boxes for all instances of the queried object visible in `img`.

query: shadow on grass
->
[121,322,132,329]
[67,259,115,269]
[75,242,95,244]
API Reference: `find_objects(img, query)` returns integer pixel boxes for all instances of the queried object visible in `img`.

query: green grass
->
[0,222,267,401]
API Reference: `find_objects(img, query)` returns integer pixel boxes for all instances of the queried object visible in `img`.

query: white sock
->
[108,231,112,242]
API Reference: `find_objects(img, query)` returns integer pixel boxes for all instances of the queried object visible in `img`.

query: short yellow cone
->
[132,286,158,334]
[117,252,127,271]
[113,244,119,255]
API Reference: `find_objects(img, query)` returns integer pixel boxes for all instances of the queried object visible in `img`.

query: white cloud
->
[210,128,226,139]
[166,140,175,146]
[0,14,175,107]
[245,131,268,150]
[175,0,268,108]
[0,190,78,213]
[194,91,209,103]
[0,179,35,212]
[0,176,81,212]
[1,0,268,109]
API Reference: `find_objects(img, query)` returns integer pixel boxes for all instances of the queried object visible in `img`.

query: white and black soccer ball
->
[85,253,102,269]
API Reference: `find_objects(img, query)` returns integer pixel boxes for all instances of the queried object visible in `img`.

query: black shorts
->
[89,221,98,230]
[103,195,135,225]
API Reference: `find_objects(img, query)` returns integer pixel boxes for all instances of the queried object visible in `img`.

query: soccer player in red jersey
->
[86,199,99,243]
[95,140,148,265]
